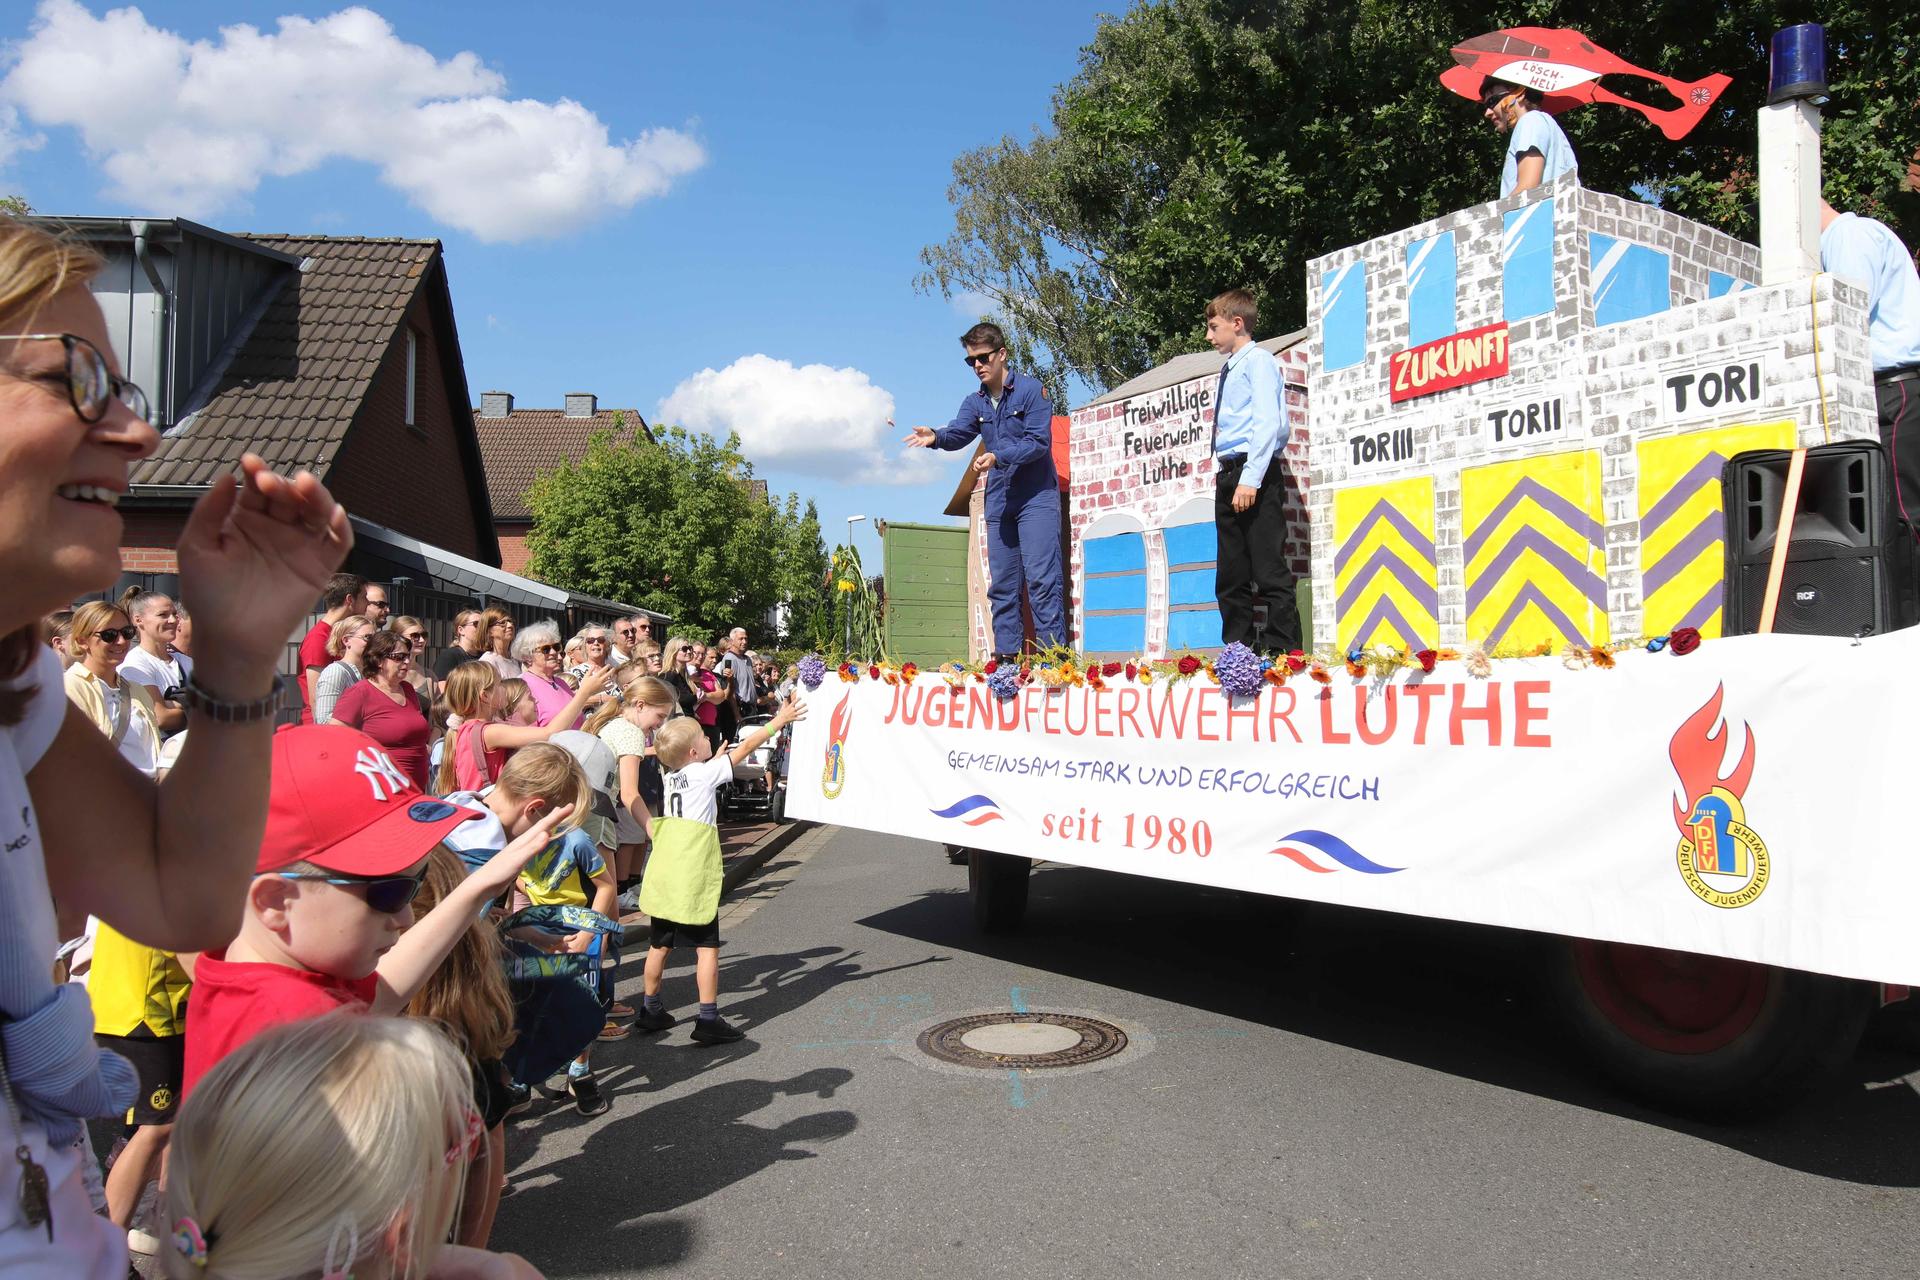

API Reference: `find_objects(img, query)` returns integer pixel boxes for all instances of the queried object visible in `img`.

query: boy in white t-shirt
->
[636,694,805,1044]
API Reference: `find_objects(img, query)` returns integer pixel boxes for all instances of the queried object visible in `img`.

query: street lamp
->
[845,515,866,655]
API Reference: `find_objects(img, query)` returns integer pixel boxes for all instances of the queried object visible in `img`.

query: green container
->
[882,521,970,666]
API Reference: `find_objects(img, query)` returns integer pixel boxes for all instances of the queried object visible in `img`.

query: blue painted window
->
[1081,531,1146,654]
[1589,233,1671,327]
[1321,261,1366,372]
[1159,521,1223,651]
[1708,270,1748,299]
[1406,231,1457,347]
[1502,199,1555,322]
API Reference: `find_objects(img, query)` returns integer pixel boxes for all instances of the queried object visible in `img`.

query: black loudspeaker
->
[1722,441,1917,637]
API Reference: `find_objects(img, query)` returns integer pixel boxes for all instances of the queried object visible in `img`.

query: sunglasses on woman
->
[274,870,426,915]
[94,626,138,643]
[534,643,562,655]
[1,333,150,423]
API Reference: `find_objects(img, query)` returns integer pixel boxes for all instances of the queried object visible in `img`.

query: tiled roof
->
[475,409,648,520]
[134,235,438,487]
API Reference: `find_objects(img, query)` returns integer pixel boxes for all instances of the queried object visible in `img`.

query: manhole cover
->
[917,1012,1128,1070]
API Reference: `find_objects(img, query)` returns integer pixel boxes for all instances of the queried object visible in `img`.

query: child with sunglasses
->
[180,726,572,1099]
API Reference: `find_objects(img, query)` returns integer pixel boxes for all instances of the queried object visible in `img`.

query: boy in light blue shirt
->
[1821,200,1920,521]
[1482,78,1578,198]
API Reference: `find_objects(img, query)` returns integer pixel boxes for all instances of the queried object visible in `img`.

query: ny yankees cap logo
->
[353,747,413,802]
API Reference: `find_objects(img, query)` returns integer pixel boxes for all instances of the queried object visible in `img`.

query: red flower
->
[1124,663,1138,681]
[1416,648,1438,674]
[1264,666,1288,685]
[1345,659,1366,678]
[1286,652,1307,673]
[1102,661,1123,677]
[984,660,998,674]
[1176,655,1201,675]
[901,662,919,681]
[1309,665,1333,685]
[1669,627,1702,656]
[868,664,881,680]
[1018,666,1033,683]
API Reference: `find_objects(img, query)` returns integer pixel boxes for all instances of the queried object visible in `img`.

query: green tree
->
[524,422,824,640]
[918,0,1918,399]
[774,497,832,648]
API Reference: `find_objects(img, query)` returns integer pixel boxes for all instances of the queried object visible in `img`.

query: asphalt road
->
[492,824,1920,1279]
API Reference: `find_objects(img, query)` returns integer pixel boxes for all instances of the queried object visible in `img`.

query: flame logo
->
[1667,685,1769,908]
[821,692,852,800]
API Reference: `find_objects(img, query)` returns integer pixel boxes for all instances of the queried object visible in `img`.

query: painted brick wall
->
[326,291,490,562]
[1065,345,1312,658]
[1302,174,1874,649]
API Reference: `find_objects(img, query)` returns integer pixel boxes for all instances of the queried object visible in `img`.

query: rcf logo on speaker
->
[1667,685,1769,909]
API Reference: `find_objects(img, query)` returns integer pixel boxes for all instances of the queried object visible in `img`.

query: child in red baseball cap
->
[182,726,574,1097]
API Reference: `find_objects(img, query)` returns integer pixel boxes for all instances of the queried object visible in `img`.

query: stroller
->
[718,712,790,822]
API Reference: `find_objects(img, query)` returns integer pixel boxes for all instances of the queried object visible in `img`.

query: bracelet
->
[178,673,286,724]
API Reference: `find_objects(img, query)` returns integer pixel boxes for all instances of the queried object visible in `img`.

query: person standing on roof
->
[1820,199,1920,522]
[1481,77,1578,198]
[903,322,1064,660]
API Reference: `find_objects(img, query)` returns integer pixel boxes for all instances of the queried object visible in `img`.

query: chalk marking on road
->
[1009,986,1030,1014]
[1006,1069,1029,1108]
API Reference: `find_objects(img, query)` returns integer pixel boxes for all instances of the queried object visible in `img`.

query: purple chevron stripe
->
[1640,512,1724,597]
[1346,596,1429,652]
[1464,529,1607,613]
[1675,582,1724,632]
[1637,453,1726,539]
[1333,502,1437,574]
[1483,583,1591,648]
[1335,545,1441,617]
[1461,478,1604,564]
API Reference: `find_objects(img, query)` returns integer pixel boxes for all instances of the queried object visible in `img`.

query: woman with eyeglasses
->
[309,613,373,728]
[62,600,162,780]
[510,619,611,729]
[329,630,433,791]
[0,218,351,1273]
[478,607,522,679]
[389,616,434,703]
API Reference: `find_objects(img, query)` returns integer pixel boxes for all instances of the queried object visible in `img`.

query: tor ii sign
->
[1388,321,1510,403]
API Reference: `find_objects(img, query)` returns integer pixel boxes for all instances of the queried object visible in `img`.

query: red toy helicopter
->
[1441,28,1732,141]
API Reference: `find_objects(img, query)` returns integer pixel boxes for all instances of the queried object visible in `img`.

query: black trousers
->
[1214,457,1301,651]
[1880,375,1920,527]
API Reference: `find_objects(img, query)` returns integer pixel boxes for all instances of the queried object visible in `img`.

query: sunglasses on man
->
[962,349,1003,369]
[0,332,150,423]
[274,870,426,915]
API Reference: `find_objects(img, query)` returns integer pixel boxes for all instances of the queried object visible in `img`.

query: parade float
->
[789,26,1916,1114]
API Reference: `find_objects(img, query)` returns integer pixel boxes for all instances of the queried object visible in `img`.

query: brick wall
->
[1301,174,1875,650]
[497,525,532,577]
[118,508,186,575]
[326,290,490,562]
[1065,346,1311,658]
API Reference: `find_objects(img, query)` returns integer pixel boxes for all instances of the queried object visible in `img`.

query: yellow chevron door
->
[1638,422,1796,638]
[1462,451,1607,651]
[1332,478,1438,651]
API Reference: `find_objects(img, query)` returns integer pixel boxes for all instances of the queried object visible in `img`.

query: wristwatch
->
[178,673,286,724]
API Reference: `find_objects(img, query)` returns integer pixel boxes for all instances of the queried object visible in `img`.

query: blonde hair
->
[1204,288,1258,331]
[405,847,515,1062]
[434,662,501,793]
[325,613,373,659]
[582,666,675,737]
[495,677,531,717]
[0,219,106,722]
[493,741,590,831]
[162,1011,472,1280]
[653,716,706,771]
[69,600,129,648]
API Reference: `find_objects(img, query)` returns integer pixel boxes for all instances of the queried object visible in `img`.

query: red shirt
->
[182,948,377,1097]
[331,679,431,791]
[296,621,333,724]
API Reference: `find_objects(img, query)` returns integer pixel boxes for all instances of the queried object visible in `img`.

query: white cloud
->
[0,1,705,240]
[0,103,46,171]
[657,354,943,487]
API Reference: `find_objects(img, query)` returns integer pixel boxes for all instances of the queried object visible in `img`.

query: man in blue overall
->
[904,323,1064,659]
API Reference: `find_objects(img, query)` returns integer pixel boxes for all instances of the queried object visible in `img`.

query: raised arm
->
[727,692,807,767]
[480,665,614,749]
[36,457,353,953]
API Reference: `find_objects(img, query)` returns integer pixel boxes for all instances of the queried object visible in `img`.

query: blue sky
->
[0,0,1117,570]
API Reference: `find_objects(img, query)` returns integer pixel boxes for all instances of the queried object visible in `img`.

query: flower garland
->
[794,625,1705,702]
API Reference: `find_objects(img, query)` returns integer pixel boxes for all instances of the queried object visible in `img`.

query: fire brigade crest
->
[1668,685,1768,908]
[821,693,852,800]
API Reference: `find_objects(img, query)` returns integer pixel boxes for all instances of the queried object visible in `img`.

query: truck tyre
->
[1549,937,1873,1119]
[968,849,1030,934]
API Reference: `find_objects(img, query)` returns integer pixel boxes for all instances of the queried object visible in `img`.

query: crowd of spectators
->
[1,215,811,1279]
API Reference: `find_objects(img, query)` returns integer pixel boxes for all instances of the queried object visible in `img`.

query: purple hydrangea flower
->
[1214,642,1264,699]
[987,666,1021,702]
[797,654,827,690]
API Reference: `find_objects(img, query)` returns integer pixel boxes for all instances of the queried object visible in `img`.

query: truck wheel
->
[968,849,1030,934]
[1549,937,1873,1119]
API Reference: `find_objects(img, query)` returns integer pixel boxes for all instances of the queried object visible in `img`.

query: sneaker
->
[568,1071,609,1116]
[690,1015,746,1045]
[633,1005,677,1033]
[127,1228,161,1256]
[617,887,640,912]
[503,1081,534,1117]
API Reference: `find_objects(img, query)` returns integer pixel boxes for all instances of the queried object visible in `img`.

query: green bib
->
[638,816,724,926]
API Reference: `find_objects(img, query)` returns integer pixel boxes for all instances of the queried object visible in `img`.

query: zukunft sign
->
[785,630,1920,986]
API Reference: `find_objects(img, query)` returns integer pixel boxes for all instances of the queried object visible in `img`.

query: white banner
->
[787,630,1920,986]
